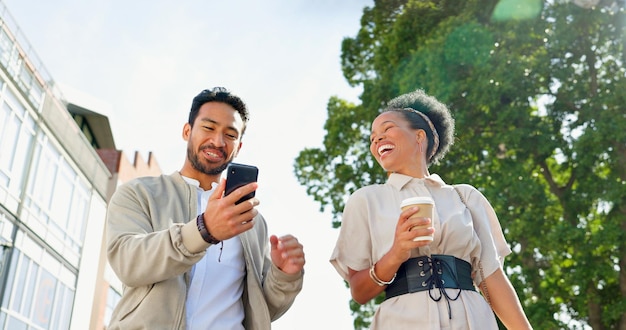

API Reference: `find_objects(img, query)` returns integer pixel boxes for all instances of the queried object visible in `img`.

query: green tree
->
[294,0,626,328]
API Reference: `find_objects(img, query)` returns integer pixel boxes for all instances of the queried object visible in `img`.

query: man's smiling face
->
[184,101,244,176]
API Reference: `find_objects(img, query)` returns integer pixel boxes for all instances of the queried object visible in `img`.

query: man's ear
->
[233,141,243,157]
[182,123,191,141]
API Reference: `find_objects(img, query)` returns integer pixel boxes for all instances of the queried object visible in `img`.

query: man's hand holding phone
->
[200,163,260,242]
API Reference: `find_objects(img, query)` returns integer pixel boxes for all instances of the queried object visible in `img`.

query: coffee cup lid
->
[400,196,434,208]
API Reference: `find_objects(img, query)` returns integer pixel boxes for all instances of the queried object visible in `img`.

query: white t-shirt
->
[183,177,245,330]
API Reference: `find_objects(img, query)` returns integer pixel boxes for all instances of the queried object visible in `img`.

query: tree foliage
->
[294,0,626,328]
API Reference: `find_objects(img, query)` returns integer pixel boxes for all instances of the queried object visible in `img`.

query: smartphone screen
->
[225,163,259,204]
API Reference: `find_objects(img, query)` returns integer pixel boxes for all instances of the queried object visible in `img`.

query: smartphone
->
[225,163,259,204]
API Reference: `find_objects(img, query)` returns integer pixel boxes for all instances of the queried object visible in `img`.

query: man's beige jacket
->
[106,171,303,329]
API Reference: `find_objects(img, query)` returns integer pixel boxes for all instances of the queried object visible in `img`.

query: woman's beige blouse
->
[330,173,512,330]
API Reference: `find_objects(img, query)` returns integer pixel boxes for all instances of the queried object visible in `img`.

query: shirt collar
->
[180,175,218,192]
[387,172,446,190]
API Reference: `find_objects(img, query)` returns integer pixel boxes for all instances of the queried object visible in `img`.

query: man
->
[106,87,305,329]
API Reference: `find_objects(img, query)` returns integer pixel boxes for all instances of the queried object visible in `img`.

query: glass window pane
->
[1,248,17,309]
[29,139,59,211]
[3,87,25,118]
[33,268,56,328]
[22,262,38,318]
[51,283,72,330]
[10,253,29,312]
[104,287,121,327]
[0,103,19,172]
[0,30,12,64]
[50,161,74,229]
[5,316,27,330]
[4,236,77,330]
[68,181,89,241]
[10,115,35,192]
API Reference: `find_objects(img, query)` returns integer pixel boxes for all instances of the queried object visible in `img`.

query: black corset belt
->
[384,254,476,319]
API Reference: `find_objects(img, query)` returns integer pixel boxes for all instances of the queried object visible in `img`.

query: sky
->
[1,0,372,329]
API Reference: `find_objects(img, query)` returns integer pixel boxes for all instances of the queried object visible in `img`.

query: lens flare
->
[492,0,543,21]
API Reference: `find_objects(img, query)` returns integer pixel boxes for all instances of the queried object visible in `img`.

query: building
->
[0,2,160,329]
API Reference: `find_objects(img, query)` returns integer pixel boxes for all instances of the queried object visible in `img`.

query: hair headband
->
[404,108,440,161]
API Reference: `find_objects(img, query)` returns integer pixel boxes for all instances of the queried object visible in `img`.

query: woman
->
[330,89,532,329]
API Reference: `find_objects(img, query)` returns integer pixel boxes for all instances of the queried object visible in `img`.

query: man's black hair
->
[188,87,249,133]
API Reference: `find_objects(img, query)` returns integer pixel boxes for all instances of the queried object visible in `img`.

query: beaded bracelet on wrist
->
[196,213,221,245]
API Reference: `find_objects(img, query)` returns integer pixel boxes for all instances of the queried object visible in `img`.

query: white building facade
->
[0,3,132,329]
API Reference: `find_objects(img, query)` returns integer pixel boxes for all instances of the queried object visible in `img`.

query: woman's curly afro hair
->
[385,89,455,165]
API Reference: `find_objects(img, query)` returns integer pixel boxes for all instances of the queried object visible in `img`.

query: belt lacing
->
[424,256,462,319]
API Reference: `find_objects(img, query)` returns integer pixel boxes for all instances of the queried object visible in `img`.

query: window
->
[103,286,121,327]
[0,29,14,69]
[71,114,99,149]
[0,232,75,330]
[22,134,90,266]
[0,84,35,212]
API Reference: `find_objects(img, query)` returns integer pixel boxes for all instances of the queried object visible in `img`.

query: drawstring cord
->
[217,241,224,262]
